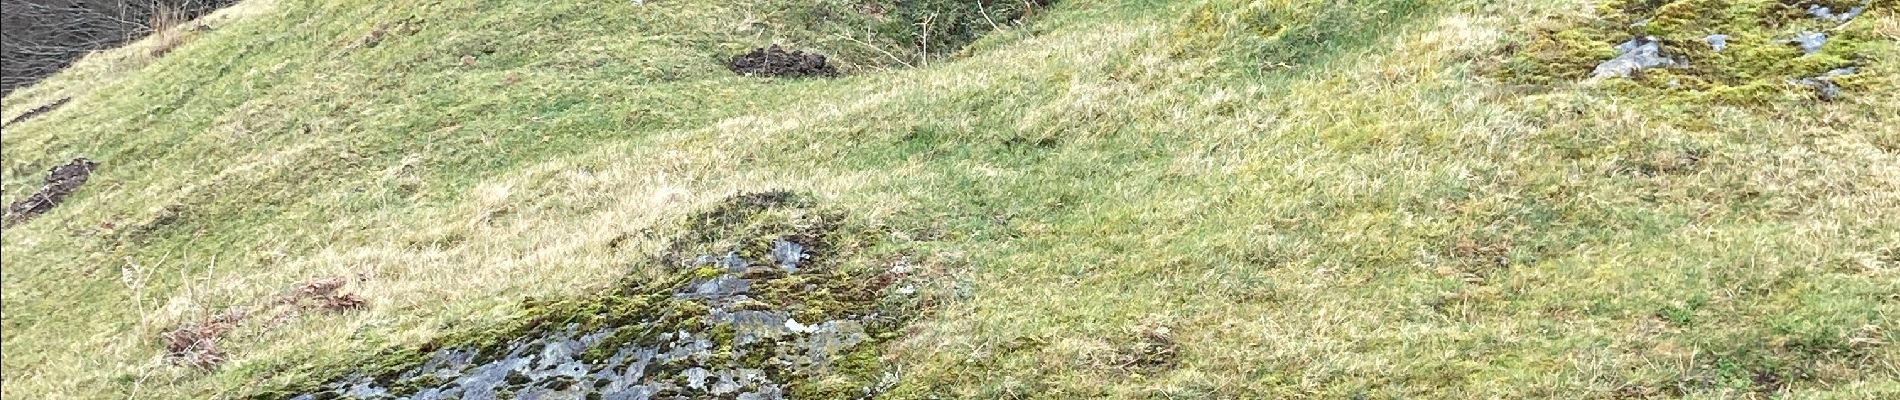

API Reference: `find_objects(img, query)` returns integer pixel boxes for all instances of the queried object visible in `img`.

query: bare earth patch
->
[3,97,70,125]
[4,158,97,225]
[728,45,840,78]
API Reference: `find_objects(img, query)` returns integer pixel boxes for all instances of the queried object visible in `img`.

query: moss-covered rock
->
[250,192,915,399]
[1499,0,1885,102]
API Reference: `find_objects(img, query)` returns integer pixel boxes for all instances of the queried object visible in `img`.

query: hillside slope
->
[2,0,1896,398]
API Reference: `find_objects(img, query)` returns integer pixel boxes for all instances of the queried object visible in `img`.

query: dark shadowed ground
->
[0,0,237,96]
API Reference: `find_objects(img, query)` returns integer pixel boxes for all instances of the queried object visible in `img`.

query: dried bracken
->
[160,312,241,369]
[157,275,369,369]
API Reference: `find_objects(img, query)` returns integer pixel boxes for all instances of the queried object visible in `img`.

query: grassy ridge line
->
[3,0,1897,398]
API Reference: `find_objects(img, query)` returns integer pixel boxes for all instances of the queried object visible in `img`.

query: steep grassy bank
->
[3,0,1895,398]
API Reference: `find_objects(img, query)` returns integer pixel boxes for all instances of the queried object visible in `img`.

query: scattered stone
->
[1792,67,1858,101]
[770,238,807,272]
[1590,36,1676,80]
[3,158,96,224]
[727,45,838,78]
[1792,31,1828,55]
[685,274,752,299]
[288,243,880,400]
[684,367,712,390]
[1502,0,1887,102]
[1704,34,1729,52]
[3,97,70,126]
[1808,2,1868,23]
[281,193,912,399]
[695,251,749,272]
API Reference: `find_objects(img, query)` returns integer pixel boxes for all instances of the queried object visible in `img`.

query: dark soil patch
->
[4,158,97,224]
[727,45,839,78]
[1112,325,1180,374]
[3,97,70,125]
[1751,369,1787,395]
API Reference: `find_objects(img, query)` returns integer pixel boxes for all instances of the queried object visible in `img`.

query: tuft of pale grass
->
[143,3,190,58]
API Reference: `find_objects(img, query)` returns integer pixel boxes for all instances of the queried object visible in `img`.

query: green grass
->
[3,0,1897,398]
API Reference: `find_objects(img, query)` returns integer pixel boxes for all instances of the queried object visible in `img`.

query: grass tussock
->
[144,4,193,58]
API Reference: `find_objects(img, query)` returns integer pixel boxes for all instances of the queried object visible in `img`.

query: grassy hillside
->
[2,0,1895,398]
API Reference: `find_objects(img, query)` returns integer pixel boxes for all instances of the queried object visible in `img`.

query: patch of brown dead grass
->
[159,275,368,368]
[144,4,191,58]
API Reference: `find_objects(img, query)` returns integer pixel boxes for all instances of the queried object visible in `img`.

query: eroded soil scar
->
[5,157,96,225]
[728,45,839,78]
[3,97,70,126]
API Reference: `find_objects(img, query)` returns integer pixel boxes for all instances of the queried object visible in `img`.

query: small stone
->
[683,367,710,390]
[689,275,751,298]
[1792,32,1827,55]
[1704,34,1729,52]
[1792,67,1858,101]
[785,318,813,334]
[1590,36,1675,80]
[1808,3,1867,23]
[712,370,743,394]
[718,252,747,271]
[769,239,805,272]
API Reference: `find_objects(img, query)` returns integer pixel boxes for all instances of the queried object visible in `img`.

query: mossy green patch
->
[1167,0,1436,74]
[1501,0,1883,102]
[752,0,1059,70]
